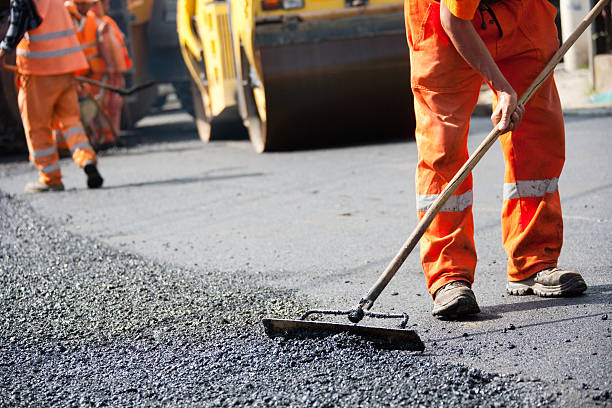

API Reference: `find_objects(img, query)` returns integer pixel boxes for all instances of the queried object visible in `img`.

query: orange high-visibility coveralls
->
[404,0,564,295]
[92,4,132,144]
[60,3,114,147]
[55,1,107,149]
[16,0,97,187]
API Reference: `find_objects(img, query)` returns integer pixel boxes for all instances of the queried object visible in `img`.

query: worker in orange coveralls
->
[0,0,103,193]
[62,0,117,147]
[404,0,587,319]
[91,0,132,145]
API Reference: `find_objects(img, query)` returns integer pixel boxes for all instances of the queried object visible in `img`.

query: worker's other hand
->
[491,90,524,133]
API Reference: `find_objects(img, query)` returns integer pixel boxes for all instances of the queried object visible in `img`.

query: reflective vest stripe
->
[41,163,61,174]
[70,142,93,153]
[63,126,85,139]
[416,190,473,212]
[503,178,559,200]
[17,45,83,59]
[87,54,100,61]
[81,41,97,50]
[31,146,57,158]
[24,29,76,42]
[16,0,88,75]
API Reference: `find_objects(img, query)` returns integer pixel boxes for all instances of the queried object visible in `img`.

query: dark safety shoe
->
[432,281,480,320]
[83,162,103,189]
[507,267,587,297]
[24,182,65,194]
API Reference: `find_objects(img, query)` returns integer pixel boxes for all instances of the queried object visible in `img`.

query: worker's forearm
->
[439,2,512,94]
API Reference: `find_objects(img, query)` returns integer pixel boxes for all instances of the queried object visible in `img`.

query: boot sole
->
[24,184,65,193]
[432,294,480,320]
[506,275,587,297]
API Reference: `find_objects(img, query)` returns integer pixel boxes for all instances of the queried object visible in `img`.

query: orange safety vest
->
[103,16,132,72]
[15,0,88,76]
[72,11,105,73]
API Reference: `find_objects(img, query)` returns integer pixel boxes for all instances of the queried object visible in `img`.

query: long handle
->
[1,63,154,96]
[75,76,155,96]
[355,0,611,314]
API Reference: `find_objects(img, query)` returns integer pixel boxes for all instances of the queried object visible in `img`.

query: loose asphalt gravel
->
[0,190,608,407]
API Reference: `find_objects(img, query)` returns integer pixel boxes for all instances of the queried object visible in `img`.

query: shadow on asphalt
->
[102,172,265,190]
[427,283,612,343]
[482,283,612,315]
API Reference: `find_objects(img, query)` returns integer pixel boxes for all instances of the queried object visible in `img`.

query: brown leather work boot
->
[432,281,480,320]
[507,267,587,297]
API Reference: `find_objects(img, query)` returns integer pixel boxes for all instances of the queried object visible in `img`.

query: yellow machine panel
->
[195,1,237,116]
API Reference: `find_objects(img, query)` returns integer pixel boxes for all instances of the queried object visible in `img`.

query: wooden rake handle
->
[356,0,611,313]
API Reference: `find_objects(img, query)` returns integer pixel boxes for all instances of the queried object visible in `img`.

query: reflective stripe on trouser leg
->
[54,78,98,168]
[17,74,64,186]
[412,85,481,296]
[493,3,565,281]
[405,0,485,296]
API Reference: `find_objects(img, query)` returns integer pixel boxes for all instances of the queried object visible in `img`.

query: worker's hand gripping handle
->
[349,0,611,324]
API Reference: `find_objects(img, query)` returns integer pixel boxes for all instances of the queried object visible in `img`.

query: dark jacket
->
[0,0,42,52]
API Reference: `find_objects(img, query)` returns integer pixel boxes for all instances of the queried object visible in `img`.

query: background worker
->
[404,0,587,319]
[0,0,103,193]
[64,0,116,147]
[91,0,131,145]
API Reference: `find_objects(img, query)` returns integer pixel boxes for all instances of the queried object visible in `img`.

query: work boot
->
[432,281,480,320]
[24,182,65,194]
[507,267,587,297]
[83,161,103,189]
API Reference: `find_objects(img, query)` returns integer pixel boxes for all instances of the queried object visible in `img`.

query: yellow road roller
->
[177,0,414,152]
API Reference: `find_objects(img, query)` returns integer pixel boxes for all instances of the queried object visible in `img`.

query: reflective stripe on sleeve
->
[416,190,473,212]
[41,163,60,174]
[16,45,84,59]
[24,29,76,42]
[31,146,57,158]
[503,178,559,200]
[63,126,85,139]
[70,142,93,153]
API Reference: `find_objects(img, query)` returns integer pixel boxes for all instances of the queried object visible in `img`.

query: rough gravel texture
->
[0,191,591,407]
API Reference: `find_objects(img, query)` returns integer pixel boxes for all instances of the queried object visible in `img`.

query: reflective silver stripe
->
[41,163,60,174]
[70,142,93,153]
[416,190,473,212]
[81,41,97,50]
[31,146,57,158]
[24,29,76,42]
[87,54,100,61]
[16,45,83,59]
[503,178,559,200]
[63,126,84,139]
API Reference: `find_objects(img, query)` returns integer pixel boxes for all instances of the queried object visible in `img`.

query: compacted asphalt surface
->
[1,110,611,407]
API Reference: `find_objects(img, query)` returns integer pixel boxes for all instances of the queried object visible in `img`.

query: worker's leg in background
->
[102,73,124,144]
[81,73,107,147]
[406,0,483,297]
[486,0,565,281]
[18,74,64,189]
[54,74,104,189]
